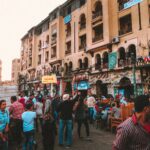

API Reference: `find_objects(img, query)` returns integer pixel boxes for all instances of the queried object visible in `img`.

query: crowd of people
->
[0,90,149,150]
[0,90,97,150]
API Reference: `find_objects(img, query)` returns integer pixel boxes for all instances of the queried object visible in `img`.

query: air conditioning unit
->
[112,37,120,44]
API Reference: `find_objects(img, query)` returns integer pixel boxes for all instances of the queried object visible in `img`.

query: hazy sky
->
[0,0,66,81]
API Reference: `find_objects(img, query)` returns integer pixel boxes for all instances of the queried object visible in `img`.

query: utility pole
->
[131,53,137,97]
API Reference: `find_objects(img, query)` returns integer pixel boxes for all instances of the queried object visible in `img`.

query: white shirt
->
[86,96,96,108]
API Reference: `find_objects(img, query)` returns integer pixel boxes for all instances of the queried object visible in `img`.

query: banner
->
[109,52,117,70]
[42,75,57,84]
[124,0,143,9]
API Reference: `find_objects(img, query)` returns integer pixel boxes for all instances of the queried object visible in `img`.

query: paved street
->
[36,125,115,150]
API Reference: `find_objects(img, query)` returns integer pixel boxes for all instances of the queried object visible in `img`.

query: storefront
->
[89,69,142,99]
[141,66,150,94]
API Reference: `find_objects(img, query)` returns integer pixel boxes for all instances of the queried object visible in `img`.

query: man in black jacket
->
[57,93,79,148]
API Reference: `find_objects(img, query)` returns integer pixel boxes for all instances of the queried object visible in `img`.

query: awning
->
[75,81,90,90]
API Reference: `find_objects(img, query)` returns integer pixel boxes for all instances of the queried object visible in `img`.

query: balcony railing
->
[79,44,86,50]
[65,49,71,55]
[80,23,86,30]
[51,54,56,58]
[51,38,57,45]
[95,64,101,70]
[45,58,49,62]
[103,63,108,69]
[66,31,71,37]
[118,58,133,68]
[119,27,132,36]
[92,34,103,43]
[92,12,103,20]
[38,61,41,65]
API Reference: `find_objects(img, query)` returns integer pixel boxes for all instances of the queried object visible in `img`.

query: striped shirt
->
[113,115,150,150]
[9,101,24,119]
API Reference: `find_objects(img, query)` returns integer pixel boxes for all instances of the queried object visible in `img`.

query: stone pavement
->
[36,124,115,150]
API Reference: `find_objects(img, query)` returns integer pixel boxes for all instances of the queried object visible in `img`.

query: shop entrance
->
[96,80,108,97]
[119,77,134,99]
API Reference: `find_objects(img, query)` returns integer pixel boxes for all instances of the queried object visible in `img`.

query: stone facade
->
[11,59,21,84]
[20,0,150,97]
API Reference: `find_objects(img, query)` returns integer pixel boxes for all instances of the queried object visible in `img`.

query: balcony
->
[79,45,84,50]
[66,31,71,37]
[80,23,86,30]
[119,27,132,36]
[103,63,108,69]
[51,38,57,46]
[92,35,103,43]
[38,61,41,65]
[95,64,101,70]
[65,49,71,55]
[45,58,49,62]
[118,59,126,67]
[51,54,56,58]
[29,63,32,67]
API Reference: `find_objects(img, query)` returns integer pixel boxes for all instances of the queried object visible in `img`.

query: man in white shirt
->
[85,90,96,124]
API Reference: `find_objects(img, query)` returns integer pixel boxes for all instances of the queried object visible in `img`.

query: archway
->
[96,80,108,97]
[119,77,133,99]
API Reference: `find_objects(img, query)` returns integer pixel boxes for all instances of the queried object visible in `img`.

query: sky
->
[0,0,66,81]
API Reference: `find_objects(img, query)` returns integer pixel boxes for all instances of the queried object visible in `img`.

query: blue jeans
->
[23,130,34,150]
[58,119,73,146]
[88,108,94,123]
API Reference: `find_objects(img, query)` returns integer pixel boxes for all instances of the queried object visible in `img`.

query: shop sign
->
[64,14,71,24]
[42,75,57,84]
[109,52,117,70]
[76,81,90,90]
[124,0,143,9]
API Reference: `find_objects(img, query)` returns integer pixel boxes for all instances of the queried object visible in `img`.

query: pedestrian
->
[42,110,57,150]
[9,96,24,149]
[0,100,9,150]
[19,93,26,108]
[85,90,96,124]
[22,102,36,150]
[35,98,43,132]
[57,93,79,148]
[113,95,150,150]
[74,96,90,139]
[51,95,60,121]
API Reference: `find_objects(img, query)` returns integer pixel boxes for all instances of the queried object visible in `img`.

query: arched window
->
[84,57,88,69]
[65,63,68,74]
[128,44,136,58]
[95,54,101,70]
[78,59,82,69]
[103,52,108,68]
[80,14,86,30]
[93,1,103,18]
[69,61,73,72]
[38,40,41,49]
[66,23,71,37]
[118,47,126,67]
[46,35,49,44]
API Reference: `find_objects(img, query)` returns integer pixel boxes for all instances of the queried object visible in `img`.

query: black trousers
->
[77,119,89,137]
[10,119,23,145]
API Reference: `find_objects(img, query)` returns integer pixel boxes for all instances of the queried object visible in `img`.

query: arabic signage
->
[109,52,117,70]
[124,0,143,9]
[42,75,57,84]
[64,14,71,24]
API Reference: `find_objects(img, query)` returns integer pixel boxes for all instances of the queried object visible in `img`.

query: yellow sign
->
[42,75,57,84]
